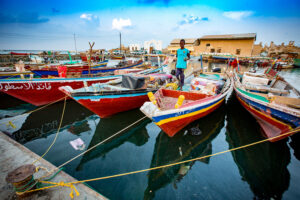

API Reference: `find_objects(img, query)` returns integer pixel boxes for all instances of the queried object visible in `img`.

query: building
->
[167,38,197,55]
[129,44,141,52]
[260,41,300,58]
[193,33,257,57]
[144,40,162,54]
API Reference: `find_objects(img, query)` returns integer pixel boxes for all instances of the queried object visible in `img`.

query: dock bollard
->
[6,164,37,197]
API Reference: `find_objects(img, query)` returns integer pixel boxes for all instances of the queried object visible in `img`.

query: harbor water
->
[0,62,299,200]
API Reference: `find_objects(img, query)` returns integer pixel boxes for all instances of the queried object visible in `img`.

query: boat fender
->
[147,92,157,105]
[175,95,185,108]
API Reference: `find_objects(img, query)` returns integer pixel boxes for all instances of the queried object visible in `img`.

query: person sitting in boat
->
[174,39,190,90]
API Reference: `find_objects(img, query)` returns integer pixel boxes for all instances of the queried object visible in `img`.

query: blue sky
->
[0,0,299,50]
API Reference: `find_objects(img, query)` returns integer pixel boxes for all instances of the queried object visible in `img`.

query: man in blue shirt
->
[175,39,190,90]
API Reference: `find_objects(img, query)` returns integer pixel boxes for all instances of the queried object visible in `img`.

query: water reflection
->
[289,134,300,161]
[76,109,151,171]
[226,96,291,200]
[7,101,94,144]
[144,106,226,200]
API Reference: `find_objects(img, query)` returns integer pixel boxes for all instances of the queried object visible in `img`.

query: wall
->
[194,38,255,57]
[144,40,162,54]
[129,44,141,52]
[252,43,263,56]
[167,44,195,55]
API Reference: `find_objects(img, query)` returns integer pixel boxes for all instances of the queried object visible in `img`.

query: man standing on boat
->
[175,39,190,90]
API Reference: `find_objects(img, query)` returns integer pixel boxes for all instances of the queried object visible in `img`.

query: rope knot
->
[58,181,66,187]
[54,181,79,199]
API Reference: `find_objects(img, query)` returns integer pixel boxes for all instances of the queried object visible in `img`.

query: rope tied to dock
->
[40,180,80,199]
[23,126,299,198]
[32,97,67,165]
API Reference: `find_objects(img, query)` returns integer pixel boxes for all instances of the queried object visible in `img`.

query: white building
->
[129,44,141,52]
[144,40,162,54]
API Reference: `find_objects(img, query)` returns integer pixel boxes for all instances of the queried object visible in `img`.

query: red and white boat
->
[140,73,232,137]
[59,74,173,118]
[0,76,119,106]
[233,68,300,141]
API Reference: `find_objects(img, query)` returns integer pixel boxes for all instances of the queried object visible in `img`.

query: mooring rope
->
[23,127,299,198]
[32,97,67,165]
[43,115,147,178]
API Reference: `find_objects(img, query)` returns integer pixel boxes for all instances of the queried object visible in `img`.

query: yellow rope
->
[32,97,67,165]
[24,127,299,199]
[20,181,80,199]
[42,116,147,178]
[68,127,300,184]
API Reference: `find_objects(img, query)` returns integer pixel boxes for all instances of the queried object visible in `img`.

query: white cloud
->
[112,18,132,30]
[223,11,253,20]
[80,13,98,21]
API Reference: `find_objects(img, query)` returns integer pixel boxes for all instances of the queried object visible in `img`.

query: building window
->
[206,43,210,47]
[236,49,241,55]
[210,48,215,53]
[217,48,221,53]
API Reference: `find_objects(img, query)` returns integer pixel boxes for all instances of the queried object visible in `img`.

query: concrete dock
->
[0,131,107,200]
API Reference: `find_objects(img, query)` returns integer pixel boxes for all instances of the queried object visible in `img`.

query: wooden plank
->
[250,91,300,108]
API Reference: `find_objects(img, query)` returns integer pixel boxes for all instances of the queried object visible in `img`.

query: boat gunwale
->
[147,73,233,118]
[0,75,120,83]
[233,71,300,117]
[68,88,157,97]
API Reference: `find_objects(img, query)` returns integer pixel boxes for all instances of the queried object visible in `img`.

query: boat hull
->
[71,93,149,118]
[234,89,299,142]
[0,76,118,106]
[157,98,224,137]
[0,71,34,79]
[32,61,142,77]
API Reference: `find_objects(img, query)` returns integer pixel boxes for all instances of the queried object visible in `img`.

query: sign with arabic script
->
[0,82,52,91]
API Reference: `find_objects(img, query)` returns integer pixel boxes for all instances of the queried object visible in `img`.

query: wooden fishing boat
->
[111,55,125,60]
[63,59,108,67]
[10,52,29,56]
[0,76,119,106]
[30,60,143,77]
[140,72,232,137]
[60,74,172,118]
[90,59,108,68]
[233,68,300,141]
[280,64,294,69]
[0,71,34,79]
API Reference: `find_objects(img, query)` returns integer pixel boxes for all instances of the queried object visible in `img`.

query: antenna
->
[74,33,77,54]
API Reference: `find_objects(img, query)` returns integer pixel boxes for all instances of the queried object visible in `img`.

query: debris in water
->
[70,138,85,150]
[179,146,182,156]
[190,127,202,136]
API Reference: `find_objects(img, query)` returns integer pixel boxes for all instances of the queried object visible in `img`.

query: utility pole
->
[119,32,121,54]
[73,33,77,55]
[88,42,95,77]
